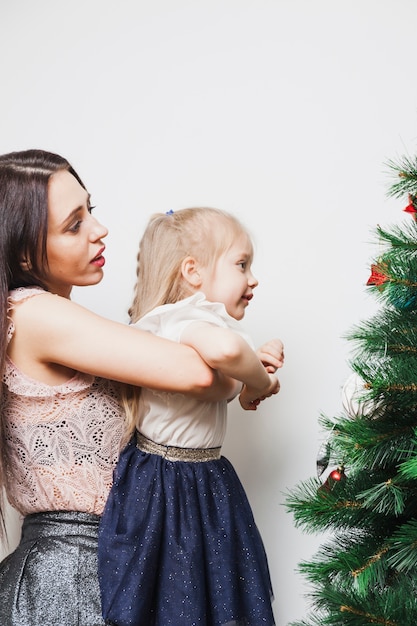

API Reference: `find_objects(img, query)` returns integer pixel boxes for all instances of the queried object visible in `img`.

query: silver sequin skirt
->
[0,510,105,626]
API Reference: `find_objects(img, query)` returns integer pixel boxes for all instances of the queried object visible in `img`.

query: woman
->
[0,149,233,626]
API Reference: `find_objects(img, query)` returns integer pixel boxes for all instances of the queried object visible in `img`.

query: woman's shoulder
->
[8,288,88,324]
[7,287,49,341]
[6,288,84,352]
[8,285,48,305]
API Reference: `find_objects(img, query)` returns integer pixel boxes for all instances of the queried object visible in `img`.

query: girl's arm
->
[239,339,285,409]
[180,321,279,400]
[9,293,230,398]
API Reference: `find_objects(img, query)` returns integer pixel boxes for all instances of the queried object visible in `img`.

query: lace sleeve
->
[6,286,48,345]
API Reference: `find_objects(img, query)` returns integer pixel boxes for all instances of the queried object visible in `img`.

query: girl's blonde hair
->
[129,206,252,322]
[123,207,253,436]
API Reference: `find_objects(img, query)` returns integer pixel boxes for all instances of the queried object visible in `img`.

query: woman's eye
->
[68,206,96,232]
[69,220,82,233]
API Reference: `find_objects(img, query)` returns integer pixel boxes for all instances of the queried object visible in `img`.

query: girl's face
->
[44,169,108,298]
[199,233,258,320]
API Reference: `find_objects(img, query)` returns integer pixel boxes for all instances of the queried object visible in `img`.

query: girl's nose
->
[249,271,258,288]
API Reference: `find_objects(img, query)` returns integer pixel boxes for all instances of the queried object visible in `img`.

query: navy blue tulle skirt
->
[98,436,275,626]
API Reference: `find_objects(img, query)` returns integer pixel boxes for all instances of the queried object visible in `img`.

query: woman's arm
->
[9,293,229,397]
[180,321,279,399]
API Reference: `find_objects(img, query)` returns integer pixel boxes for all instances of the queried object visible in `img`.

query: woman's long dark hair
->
[0,149,85,537]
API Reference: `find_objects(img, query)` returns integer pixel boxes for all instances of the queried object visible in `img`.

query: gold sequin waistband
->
[136,431,221,462]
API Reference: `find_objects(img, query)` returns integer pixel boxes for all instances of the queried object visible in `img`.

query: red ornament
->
[404,194,417,217]
[366,263,388,287]
[329,468,344,481]
[318,466,346,494]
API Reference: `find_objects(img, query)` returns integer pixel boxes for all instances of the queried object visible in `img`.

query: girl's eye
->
[88,205,96,214]
[238,261,247,270]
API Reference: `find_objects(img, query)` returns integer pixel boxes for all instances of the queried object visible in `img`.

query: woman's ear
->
[181,256,202,288]
[20,257,32,271]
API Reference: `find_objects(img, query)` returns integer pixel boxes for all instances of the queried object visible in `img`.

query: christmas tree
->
[286,154,417,626]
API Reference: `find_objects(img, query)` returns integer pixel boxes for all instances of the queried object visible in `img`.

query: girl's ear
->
[181,256,202,288]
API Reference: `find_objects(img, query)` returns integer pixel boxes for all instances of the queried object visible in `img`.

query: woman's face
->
[45,169,108,298]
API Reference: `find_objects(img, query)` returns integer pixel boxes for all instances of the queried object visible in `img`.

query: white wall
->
[1,1,417,623]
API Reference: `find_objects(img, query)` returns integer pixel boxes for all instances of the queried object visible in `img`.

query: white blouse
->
[134,292,253,449]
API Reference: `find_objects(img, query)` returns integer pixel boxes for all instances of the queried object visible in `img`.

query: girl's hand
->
[238,373,280,411]
[256,339,284,373]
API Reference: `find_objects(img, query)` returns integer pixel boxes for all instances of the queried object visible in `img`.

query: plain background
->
[1,1,417,624]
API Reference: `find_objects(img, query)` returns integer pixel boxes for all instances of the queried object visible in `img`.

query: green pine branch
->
[289,577,417,625]
[386,154,417,198]
[285,151,417,625]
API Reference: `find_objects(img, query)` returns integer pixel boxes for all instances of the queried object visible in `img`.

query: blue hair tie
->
[165,209,174,215]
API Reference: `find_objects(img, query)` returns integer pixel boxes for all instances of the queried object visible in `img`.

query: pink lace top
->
[3,287,125,516]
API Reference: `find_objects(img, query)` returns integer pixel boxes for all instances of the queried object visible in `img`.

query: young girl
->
[98,207,284,626]
[0,152,231,626]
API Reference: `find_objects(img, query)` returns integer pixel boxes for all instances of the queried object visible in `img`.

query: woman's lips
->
[91,247,106,266]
